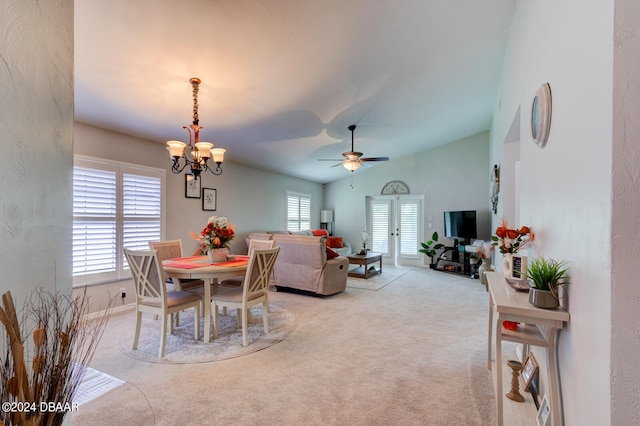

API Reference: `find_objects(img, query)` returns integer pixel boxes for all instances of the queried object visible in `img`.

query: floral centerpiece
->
[491,218,534,254]
[196,216,235,262]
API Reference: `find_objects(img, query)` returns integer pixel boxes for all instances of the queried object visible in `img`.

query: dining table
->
[162,255,249,343]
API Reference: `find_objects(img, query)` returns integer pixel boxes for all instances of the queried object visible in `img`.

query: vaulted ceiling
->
[75,0,515,183]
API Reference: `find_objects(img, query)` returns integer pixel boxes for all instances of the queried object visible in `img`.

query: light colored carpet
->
[118,304,296,364]
[74,267,497,426]
[346,266,409,290]
[73,365,125,406]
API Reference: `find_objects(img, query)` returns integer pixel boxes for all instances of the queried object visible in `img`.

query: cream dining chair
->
[149,240,204,291]
[212,247,280,347]
[124,248,202,357]
[149,239,206,325]
[220,239,275,288]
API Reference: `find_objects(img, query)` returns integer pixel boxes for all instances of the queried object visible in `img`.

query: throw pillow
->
[327,236,343,248]
[326,247,339,259]
[312,229,329,237]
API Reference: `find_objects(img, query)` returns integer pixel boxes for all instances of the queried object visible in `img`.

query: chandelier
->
[166,78,226,179]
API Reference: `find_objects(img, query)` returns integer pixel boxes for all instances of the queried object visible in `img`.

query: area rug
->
[73,365,125,406]
[118,304,295,364]
[346,266,409,291]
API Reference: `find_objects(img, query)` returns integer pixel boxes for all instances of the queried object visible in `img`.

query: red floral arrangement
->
[491,218,534,254]
[197,216,235,250]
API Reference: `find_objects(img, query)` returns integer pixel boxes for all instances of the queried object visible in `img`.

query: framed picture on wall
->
[202,188,217,211]
[185,174,200,198]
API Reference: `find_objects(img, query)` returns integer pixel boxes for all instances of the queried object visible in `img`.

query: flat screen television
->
[443,210,477,242]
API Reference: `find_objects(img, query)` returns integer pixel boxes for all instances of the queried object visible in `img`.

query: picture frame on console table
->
[202,188,217,211]
[522,352,539,391]
[536,395,550,426]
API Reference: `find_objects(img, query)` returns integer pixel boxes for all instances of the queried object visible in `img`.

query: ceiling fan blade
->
[330,163,344,168]
[360,157,389,162]
[317,159,344,161]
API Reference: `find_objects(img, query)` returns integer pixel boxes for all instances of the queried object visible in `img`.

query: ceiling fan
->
[318,124,389,171]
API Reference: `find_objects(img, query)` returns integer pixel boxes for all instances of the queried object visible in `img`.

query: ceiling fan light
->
[342,160,361,171]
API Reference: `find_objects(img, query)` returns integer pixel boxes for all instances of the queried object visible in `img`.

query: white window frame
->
[285,190,311,232]
[73,155,166,286]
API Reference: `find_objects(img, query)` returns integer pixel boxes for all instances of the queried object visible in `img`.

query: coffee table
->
[346,252,382,279]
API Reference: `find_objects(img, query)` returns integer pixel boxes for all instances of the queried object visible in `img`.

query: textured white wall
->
[491,0,619,424]
[611,0,640,424]
[0,1,74,305]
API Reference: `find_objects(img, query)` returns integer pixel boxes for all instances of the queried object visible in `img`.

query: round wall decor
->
[531,83,552,148]
[381,180,410,195]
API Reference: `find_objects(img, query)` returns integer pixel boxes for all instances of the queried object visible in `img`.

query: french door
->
[366,195,424,266]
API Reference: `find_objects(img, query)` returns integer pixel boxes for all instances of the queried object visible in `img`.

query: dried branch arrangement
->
[0,289,110,426]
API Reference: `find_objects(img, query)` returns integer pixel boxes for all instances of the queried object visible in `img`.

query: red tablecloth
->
[164,255,249,269]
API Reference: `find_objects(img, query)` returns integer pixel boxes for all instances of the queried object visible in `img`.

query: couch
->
[245,232,349,296]
[246,229,352,256]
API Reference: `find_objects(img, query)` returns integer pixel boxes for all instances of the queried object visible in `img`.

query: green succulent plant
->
[522,257,571,296]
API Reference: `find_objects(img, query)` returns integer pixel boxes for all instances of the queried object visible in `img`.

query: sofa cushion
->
[326,247,339,259]
[327,236,344,248]
[312,229,329,237]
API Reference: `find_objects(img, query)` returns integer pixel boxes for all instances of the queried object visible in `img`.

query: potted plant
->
[419,232,445,268]
[522,257,571,309]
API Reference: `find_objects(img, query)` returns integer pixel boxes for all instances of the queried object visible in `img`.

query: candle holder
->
[506,360,525,402]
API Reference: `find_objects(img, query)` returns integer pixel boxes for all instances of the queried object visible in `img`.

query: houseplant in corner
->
[522,257,571,309]
[419,232,445,269]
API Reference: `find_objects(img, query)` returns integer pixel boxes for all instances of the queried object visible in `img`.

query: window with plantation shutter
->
[286,191,311,232]
[399,198,420,257]
[370,199,391,255]
[73,156,165,286]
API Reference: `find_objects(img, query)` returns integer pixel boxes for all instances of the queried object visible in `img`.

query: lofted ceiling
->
[75,0,516,183]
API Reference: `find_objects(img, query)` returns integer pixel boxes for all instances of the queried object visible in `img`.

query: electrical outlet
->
[120,287,126,300]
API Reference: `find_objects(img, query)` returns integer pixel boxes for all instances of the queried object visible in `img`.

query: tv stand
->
[433,241,479,278]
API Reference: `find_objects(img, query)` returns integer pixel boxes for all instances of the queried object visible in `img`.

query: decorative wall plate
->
[381,180,409,195]
[531,83,552,148]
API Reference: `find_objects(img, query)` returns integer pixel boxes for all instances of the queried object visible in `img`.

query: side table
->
[346,253,382,279]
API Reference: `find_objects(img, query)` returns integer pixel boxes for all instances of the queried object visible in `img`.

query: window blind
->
[286,191,311,232]
[399,199,419,256]
[371,201,390,255]
[73,157,164,285]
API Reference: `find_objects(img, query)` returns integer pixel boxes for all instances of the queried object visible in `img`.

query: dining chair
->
[220,239,275,288]
[212,247,280,347]
[124,248,202,357]
[149,240,204,291]
[149,239,206,325]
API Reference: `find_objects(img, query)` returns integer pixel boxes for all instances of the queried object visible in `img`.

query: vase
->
[528,288,560,309]
[502,253,513,278]
[478,258,494,289]
[207,247,229,263]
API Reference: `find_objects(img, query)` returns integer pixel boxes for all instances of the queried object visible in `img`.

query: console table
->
[486,272,570,426]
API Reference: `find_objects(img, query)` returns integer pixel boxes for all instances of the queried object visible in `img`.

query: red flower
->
[506,229,520,239]
[491,218,533,254]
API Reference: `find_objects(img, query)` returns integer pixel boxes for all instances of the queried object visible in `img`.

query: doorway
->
[366,195,424,266]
